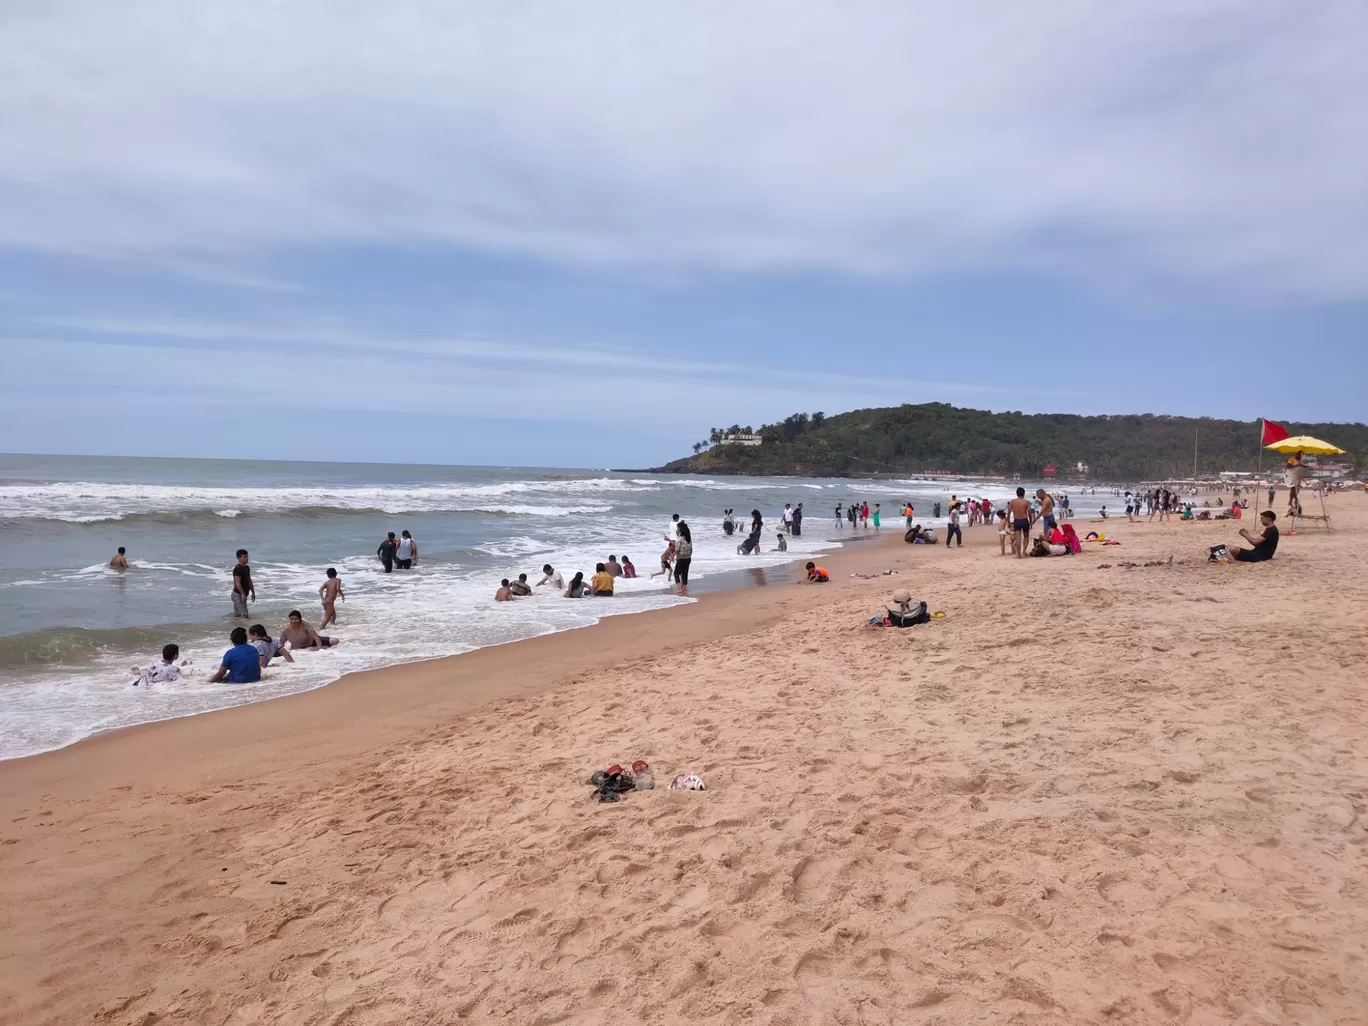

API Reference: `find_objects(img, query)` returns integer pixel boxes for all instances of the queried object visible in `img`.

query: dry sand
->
[3,498,1367,1026]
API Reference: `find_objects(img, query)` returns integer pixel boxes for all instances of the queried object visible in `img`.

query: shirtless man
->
[318,567,344,629]
[1036,490,1056,534]
[109,546,129,569]
[279,610,340,650]
[651,538,676,579]
[495,579,514,601]
[1008,487,1033,560]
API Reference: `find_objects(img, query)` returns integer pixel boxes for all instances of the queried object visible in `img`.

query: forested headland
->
[652,404,1367,480]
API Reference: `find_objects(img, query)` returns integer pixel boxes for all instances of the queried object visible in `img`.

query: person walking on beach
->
[835,502,843,528]
[860,502,870,528]
[1008,487,1033,559]
[904,502,914,529]
[377,532,397,573]
[782,504,793,535]
[319,568,344,629]
[208,627,262,683]
[946,504,963,548]
[110,546,129,569]
[538,564,565,591]
[673,522,694,594]
[652,537,676,579]
[396,530,417,569]
[872,503,881,529]
[231,549,254,619]
[1124,492,1135,523]
[668,513,681,539]
[792,503,803,537]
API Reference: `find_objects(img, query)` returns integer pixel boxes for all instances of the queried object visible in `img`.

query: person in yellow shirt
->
[590,563,615,596]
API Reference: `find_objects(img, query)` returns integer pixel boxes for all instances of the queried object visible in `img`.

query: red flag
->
[1262,419,1290,445]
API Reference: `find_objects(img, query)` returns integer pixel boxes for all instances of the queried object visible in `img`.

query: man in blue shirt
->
[208,626,263,683]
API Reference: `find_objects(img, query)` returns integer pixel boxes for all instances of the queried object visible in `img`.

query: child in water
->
[776,532,788,552]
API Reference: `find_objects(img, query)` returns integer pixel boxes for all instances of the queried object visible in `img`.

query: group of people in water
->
[117,545,344,687]
[497,514,698,601]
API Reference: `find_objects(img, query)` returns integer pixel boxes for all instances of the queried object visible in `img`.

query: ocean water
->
[0,454,1081,759]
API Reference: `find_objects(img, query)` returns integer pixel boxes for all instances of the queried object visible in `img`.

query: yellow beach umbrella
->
[1264,435,1346,455]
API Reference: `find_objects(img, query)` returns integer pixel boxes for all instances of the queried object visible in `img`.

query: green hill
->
[654,404,1367,480]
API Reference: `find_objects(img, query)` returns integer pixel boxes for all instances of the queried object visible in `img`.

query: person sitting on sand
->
[249,624,293,667]
[131,643,185,686]
[110,546,129,569]
[279,610,340,649]
[508,573,533,597]
[620,555,636,578]
[1226,510,1280,563]
[776,532,787,552]
[565,571,588,598]
[208,627,262,684]
[805,561,829,583]
[591,563,615,596]
[495,579,513,601]
[652,538,676,579]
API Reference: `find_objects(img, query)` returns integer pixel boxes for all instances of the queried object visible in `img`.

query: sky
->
[1,1,1365,468]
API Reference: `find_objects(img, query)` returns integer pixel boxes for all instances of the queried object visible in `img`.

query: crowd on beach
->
[113,474,1301,689]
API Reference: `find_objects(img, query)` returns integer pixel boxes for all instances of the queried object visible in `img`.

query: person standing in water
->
[231,549,254,618]
[377,532,397,573]
[319,567,344,629]
[791,503,803,537]
[395,530,417,569]
[110,546,129,569]
[835,503,843,528]
[673,522,694,594]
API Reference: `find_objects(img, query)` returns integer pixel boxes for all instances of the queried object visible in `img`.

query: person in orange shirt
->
[805,562,830,583]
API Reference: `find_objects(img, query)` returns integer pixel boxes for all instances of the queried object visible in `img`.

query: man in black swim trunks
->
[280,609,340,650]
[1227,510,1280,563]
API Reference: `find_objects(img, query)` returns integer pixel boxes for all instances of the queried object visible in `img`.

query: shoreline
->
[0,525,914,805]
[0,526,887,768]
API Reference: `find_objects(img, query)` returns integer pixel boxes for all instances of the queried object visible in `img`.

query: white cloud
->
[2,1,1366,297]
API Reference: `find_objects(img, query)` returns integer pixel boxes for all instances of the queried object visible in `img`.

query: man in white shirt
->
[537,564,564,591]
[782,504,793,532]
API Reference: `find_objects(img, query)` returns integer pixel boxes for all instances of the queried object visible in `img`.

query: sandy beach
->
[3,499,1367,1025]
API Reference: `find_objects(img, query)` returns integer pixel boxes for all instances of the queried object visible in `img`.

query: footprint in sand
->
[859,752,885,769]
[672,884,710,910]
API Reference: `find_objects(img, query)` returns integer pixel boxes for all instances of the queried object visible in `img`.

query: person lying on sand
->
[279,610,340,649]
[1226,510,1280,563]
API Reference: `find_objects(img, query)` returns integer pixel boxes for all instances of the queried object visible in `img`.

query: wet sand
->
[2,502,1366,1025]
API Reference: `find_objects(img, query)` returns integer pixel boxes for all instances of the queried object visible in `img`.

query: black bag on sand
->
[887,596,930,627]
